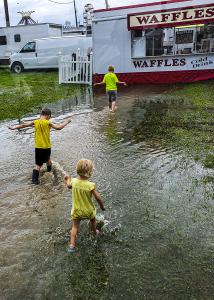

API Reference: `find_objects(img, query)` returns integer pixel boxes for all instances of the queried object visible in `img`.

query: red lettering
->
[164,59,172,67]
[195,9,204,19]
[150,60,156,67]
[136,16,150,25]
[149,15,159,23]
[172,12,181,21]
[133,61,142,68]
[157,60,164,67]
[182,11,193,20]
[172,59,179,66]
[161,13,171,22]
[206,8,214,18]
[180,58,186,66]
[142,61,149,68]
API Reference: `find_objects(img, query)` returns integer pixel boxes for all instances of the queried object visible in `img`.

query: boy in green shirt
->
[94,65,127,112]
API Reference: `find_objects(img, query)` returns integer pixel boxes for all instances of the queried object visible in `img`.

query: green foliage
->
[0,69,79,121]
[128,80,214,168]
[202,175,214,184]
[203,154,214,169]
[173,81,214,109]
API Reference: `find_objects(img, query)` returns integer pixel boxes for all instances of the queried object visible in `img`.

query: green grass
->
[167,81,214,166]
[0,69,79,121]
[172,80,214,109]
[131,80,214,168]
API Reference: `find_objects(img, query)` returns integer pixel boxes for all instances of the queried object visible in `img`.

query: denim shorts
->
[107,90,117,102]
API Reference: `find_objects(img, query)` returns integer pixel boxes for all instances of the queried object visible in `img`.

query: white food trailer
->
[0,23,62,65]
[92,0,214,84]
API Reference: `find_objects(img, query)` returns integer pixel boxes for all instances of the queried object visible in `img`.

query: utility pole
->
[3,0,10,27]
[73,0,78,27]
[105,0,109,9]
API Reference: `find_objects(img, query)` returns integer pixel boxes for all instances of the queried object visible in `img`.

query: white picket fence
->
[59,49,93,85]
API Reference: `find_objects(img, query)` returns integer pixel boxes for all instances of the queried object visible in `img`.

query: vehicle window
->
[20,42,36,53]
[0,36,7,46]
[14,34,21,43]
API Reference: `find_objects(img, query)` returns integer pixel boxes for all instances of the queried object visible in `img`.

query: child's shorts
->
[35,148,51,166]
[107,90,117,102]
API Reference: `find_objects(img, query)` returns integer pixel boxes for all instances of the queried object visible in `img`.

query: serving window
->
[131,23,214,58]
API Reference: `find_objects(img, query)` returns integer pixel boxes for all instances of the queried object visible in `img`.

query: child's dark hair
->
[108,65,114,72]
[41,108,51,116]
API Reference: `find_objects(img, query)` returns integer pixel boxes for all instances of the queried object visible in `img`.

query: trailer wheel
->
[11,62,24,74]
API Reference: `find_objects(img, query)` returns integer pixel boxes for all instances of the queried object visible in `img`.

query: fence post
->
[89,51,93,85]
[58,51,62,84]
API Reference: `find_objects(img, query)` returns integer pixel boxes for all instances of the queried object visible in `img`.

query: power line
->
[47,0,78,27]
[47,0,74,4]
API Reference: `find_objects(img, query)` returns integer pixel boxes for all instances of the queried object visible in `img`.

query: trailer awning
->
[128,3,214,30]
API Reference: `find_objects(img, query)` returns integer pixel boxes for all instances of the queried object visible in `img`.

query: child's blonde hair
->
[76,159,93,179]
[108,65,114,72]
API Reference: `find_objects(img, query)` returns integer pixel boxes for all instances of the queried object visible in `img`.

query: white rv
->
[9,35,92,73]
[0,23,62,66]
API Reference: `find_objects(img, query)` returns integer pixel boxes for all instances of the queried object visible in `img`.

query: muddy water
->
[1,85,214,300]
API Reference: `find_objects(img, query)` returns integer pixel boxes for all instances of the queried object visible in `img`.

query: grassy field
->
[135,79,214,168]
[0,69,79,121]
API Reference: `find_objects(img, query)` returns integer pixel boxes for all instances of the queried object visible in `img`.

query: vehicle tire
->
[11,62,24,74]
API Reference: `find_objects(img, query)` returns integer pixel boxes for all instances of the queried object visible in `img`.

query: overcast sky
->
[0,0,166,27]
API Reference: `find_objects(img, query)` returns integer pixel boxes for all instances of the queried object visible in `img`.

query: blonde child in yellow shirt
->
[94,65,127,112]
[64,159,105,253]
[8,108,71,184]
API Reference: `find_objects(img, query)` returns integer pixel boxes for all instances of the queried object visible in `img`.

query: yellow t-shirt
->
[102,72,119,91]
[70,178,96,220]
[34,119,51,149]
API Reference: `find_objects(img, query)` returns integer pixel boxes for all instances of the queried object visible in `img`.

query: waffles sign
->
[128,5,214,29]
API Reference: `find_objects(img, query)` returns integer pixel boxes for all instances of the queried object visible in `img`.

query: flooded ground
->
[0,85,214,300]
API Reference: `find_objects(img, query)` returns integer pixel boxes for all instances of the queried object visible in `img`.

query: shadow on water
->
[1,84,214,299]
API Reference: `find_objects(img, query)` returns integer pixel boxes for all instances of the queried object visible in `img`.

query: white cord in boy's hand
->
[8,125,15,130]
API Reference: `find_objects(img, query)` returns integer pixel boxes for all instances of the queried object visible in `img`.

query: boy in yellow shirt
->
[64,159,105,253]
[8,108,71,184]
[94,65,127,112]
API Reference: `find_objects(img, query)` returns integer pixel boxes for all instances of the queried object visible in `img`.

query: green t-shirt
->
[102,72,119,91]
[70,178,96,220]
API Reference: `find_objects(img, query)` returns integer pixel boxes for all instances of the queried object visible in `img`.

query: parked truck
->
[0,23,62,66]
[9,35,92,73]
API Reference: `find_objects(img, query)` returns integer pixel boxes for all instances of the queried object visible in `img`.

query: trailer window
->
[145,28,164,56]
[20,41,36,53]
[14,34,21,43]
[0,36,7,46]
[131,29,165,57]
[195,23,214,53]
[131,23,214,57]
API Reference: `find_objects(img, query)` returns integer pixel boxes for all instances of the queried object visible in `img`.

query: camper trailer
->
[93,0,214,84]
[0,23,62,66]
[10,35,92,73]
